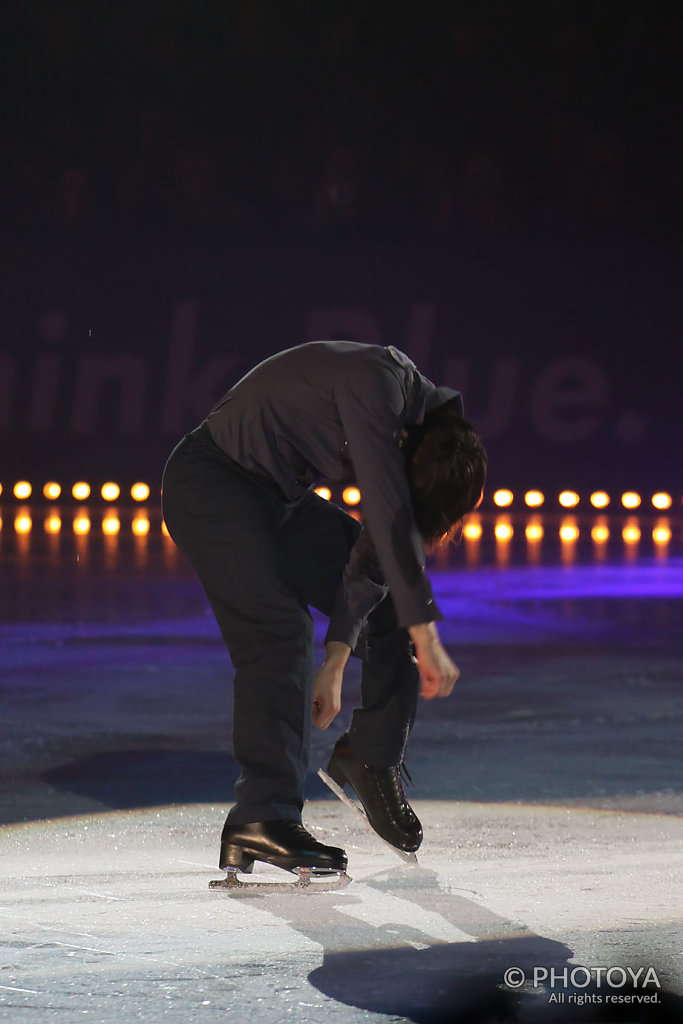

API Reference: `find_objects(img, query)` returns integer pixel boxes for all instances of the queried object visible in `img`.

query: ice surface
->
[1,518,682,1021]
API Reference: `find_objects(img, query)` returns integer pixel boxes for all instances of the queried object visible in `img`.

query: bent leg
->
[349,595,420,767]
[279,491,419,767]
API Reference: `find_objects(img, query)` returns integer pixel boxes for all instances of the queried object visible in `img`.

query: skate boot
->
[326,733,423,853]
[219,819,347,874]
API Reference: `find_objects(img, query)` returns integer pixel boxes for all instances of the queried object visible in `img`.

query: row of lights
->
[6,512,671,546]
[316,487,361,505]
[492,489,673,510]
[322,487,675,511]
[8,480,329,504]
[2,482,677,513]
[4,482,151,502]
[9,513,157,537]
[462,519,671,545]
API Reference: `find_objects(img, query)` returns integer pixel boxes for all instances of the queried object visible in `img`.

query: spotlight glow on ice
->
[132,515,150,537]
[102,516,121,536]
[44,515,61,534]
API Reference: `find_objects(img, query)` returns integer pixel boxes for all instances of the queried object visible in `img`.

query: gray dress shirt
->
[206,341,462,649]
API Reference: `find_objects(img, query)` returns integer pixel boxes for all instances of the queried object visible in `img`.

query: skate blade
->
[209,866,351,894]
[317,768,419,865]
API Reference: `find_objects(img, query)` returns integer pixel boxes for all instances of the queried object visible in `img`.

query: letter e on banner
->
[530,357,608,442]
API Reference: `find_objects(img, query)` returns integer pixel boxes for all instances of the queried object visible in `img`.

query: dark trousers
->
[161,424,419,825]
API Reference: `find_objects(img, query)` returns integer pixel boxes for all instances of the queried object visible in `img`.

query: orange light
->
[132,514,150,537]
[73,515,91,535]
[314,487,332,502]
[43,482,61,500]
[590,491,610,509]
[558,491,579,509]
[651,492,672,510]
[15,514,32,534]
[101,482,121,502]
[621,492,641,510]
[463,521,482,541]
[591,524,610,543]
[342,487,361,506]
[622,524,641,544]
[0,484,3,498]
[493,489,513,508]
[525,523,543,542]
[653,525,671,545]
[559,523,579,542]
[494,521,513,541]
[102,515,120,536]
[131,482,151,502]
[13,481,32,500]
[44,515,61,534]
[161,519,170,538]
[72,482,91,501]
[524,490,544,508]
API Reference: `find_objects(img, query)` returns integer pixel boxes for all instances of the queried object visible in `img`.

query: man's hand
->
[408,622,460,700]
[312,641,351,730]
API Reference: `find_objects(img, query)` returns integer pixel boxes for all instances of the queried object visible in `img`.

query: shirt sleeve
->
[324,527,390,651]
[330,359,443,632]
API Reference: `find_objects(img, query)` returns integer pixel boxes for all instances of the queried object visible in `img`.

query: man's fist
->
[408,622,460,700]
[312,641,351,729]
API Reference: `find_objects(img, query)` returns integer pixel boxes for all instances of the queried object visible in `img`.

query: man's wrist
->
[324,640,351,667]
[407,622,439,646]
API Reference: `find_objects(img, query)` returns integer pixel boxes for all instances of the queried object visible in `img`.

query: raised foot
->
[209,865,351,894]
[317,767,419,865]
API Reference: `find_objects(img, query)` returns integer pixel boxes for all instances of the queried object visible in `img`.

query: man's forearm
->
[324,640,352,668]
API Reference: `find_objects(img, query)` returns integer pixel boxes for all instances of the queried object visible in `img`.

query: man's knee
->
[226,598,313,661]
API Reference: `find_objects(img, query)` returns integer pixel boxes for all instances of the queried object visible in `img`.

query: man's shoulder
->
[385,346,417,372]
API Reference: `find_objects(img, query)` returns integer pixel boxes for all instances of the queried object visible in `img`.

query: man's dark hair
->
[403,399,487,546]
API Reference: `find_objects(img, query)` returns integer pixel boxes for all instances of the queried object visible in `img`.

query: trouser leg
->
[280,492,420,768]
[347,596,420,767]
[203,583,315,825]
[162,431,314,824]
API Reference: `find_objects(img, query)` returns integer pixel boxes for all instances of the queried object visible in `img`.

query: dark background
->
[1,1,680,492]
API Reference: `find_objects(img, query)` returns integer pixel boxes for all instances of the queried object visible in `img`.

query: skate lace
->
[392,762,413,810]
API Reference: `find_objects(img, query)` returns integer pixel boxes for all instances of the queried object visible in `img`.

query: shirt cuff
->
[391,575,443,629]
[324,615,365,653]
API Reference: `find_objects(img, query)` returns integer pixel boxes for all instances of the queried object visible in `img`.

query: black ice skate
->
[319,733,422,862]
[210,820,350,893]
